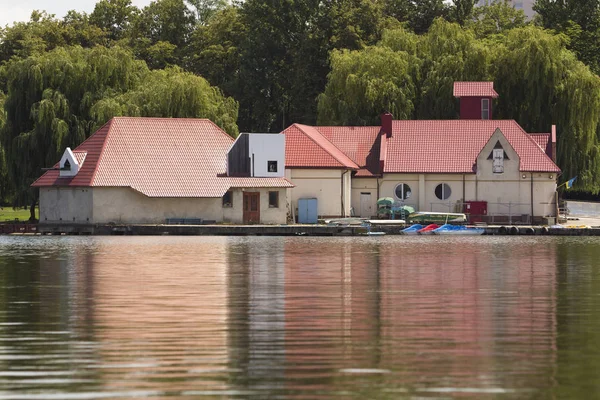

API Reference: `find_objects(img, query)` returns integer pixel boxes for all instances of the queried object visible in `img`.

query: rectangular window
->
[269,191,279,208]
[222,191,233,207]
[493,148,504,173]
[481,99,490,120]
[268,160,278,173]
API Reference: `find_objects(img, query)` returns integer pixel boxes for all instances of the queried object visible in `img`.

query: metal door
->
[360,192,372,218]
[243,192,260,223]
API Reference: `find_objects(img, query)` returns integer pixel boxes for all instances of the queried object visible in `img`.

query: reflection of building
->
[282,237,558,391]
[476,0,535,19]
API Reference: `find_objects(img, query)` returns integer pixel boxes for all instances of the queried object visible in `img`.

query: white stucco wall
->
[90,187,287,224]
[351,178,378,218]
[374,129,558,218]
[286,168,351,218]
[249,134,285,177]
[39,187,93,223]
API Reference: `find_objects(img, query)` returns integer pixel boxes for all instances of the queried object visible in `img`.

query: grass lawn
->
[0,207,37,222]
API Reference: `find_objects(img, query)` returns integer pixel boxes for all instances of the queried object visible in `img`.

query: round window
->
[394,183,412,200]
[435,183,451,200]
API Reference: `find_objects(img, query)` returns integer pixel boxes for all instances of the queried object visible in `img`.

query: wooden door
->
[243,192,260,224]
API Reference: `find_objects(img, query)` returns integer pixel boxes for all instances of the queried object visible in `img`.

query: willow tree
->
[1,45,239,219]
[415,18,491,119]
[91,67,239,136]
[317,44,418,125]
[492,27,600,192]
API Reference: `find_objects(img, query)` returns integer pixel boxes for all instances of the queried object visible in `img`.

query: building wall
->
[285,168,351,219]
[375,130,557,218]
[351,178,378,218]
[459,96,493,120]
[248,134,286,177]
[90,187,287,224]
[39,187,93,223]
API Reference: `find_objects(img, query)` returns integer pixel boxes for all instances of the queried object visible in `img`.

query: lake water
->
[1,235,600,399]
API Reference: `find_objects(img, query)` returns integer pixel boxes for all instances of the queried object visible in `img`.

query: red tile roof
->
[453,82,499,98]
[529,133,552,155]
[317,126,381,176]
[384,120,560,173]
[281,124,359,169]
[72,151,87,166]
[32,118,293,197]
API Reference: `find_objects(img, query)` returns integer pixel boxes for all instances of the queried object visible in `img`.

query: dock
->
[0,222,599,236]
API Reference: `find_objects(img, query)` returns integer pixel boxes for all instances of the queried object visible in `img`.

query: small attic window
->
[268,161,278,173]
[62,160,71,171]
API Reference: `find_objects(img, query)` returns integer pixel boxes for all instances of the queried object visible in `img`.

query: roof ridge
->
[295,124,359,169]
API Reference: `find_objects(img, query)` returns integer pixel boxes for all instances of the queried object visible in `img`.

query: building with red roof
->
[281,82,560,222]
[32,118,293,224]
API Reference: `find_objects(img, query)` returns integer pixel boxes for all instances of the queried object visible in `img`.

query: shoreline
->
[2,222,600,236]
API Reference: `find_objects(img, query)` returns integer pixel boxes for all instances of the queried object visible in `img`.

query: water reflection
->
[0,236,599,398]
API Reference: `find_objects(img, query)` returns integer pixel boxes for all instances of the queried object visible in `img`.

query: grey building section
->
[39,187,93,223]
[228,134,251,177]
[476,0,535,19]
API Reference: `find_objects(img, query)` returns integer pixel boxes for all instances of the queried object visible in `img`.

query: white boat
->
[408,212,467,223]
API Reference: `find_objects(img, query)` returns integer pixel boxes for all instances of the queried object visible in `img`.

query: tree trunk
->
[29,199,37,222]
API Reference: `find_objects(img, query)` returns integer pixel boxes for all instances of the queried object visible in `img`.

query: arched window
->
[394,183,412,200]
[435,183,451,200]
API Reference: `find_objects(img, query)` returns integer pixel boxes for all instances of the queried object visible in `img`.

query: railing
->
[428,200,555,224]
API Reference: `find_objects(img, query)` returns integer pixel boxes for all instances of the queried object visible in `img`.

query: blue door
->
[298,198,318,224]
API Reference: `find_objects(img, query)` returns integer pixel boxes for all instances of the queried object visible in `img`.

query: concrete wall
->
[286,168,351,218]
[39,187,93,223]
[351,178,378,218]
[248,134,285,177]
[87,187,287,224]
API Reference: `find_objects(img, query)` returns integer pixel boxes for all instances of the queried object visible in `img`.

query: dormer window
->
[62,160,71,171]
[481,99,490,120]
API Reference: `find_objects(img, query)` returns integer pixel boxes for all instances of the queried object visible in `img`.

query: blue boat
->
[401,224,423,235]
[432,224,485,235]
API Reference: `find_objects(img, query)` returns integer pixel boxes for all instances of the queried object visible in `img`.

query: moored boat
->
[432,224,485,235]
[417,224,439,235]
[408,212,467,224]
[401,224,423,235]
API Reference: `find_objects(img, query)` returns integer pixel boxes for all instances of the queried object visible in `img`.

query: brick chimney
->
[379,113,393,172]
[551,125,557,162]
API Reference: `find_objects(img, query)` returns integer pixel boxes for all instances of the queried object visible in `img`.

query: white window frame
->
[481,98,490,120]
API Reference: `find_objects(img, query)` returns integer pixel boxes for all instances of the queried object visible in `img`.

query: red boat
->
[417,224,439,235]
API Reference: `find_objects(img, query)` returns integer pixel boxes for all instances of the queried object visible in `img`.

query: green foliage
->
[187,7,245,97]
[468,1,528,38]
[534,0,600,74]
[0,45,238,210]
[91,66,239,136]
[186,0,228,25]
[0,11,106,64]
[90,0,140,41]
[318,39,418,125]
